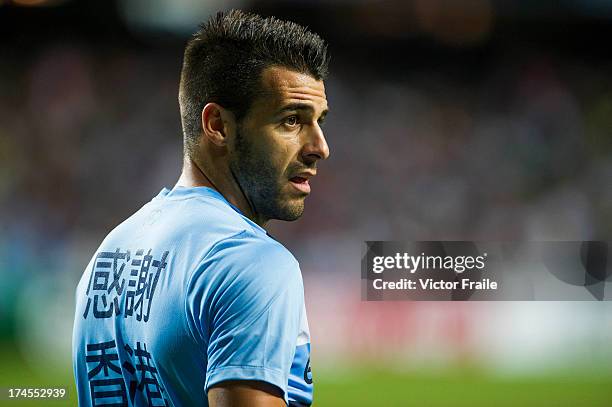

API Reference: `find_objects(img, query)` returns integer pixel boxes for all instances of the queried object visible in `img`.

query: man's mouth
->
[289,175,311,194]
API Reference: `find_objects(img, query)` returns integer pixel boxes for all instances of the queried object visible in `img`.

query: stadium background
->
[1,0,611,405]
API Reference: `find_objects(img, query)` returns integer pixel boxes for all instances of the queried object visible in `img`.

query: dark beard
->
[229,129,304,222]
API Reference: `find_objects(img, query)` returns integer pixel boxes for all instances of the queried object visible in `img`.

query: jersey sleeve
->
[185,231,304,402]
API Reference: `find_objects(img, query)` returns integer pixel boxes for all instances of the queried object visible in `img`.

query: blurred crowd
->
[1,1,611,373]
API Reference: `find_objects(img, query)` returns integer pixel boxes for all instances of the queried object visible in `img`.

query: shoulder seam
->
[183,230,301,349]
[183,229,250,347]
[168,195,262,235]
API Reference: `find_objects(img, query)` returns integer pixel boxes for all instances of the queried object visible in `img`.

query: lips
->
[289,174,312,194]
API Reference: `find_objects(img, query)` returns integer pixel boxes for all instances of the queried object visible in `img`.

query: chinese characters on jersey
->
[85,339,169,406]
[83,248,168,321]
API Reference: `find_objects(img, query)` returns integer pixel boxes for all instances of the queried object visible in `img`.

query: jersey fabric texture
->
[72,186,313,406]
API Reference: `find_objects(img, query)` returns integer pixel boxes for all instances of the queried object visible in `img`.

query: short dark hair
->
[179,9,330,152]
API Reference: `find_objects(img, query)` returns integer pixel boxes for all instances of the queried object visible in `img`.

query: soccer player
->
[72,10,329,407]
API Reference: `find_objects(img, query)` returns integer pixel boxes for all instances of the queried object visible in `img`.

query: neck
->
[176,156,268,228]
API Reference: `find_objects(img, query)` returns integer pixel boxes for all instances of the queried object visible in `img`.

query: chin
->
[274,199,305,221]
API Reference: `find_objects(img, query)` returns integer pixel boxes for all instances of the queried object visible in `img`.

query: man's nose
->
[302,123,330,162]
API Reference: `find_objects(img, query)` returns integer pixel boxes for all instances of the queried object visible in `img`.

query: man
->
[72,9,329,407]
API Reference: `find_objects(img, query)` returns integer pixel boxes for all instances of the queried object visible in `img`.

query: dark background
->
[1,1,611,405]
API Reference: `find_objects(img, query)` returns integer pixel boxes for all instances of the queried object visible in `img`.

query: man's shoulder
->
[97,187,300,285]
[185,228,302,331]
[168,194,296,268]
[188,228,302,303]
[207,229,299,275]
[104,187,260,250]
[154,187,261,237]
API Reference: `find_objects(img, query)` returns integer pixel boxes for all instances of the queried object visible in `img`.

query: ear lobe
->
[201,102,232,147]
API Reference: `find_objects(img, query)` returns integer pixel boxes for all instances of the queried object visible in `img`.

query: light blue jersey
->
[72,186,313,406]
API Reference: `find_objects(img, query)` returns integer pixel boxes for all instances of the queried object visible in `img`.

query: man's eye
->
[284,116,299,127]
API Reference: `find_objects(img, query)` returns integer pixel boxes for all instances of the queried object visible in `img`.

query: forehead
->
[256,66,327,112]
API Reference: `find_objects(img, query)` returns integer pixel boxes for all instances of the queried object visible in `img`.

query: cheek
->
[262,133,301,169]
[285,130,302,145]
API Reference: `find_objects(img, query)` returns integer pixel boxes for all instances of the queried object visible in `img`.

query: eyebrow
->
[277,103,329,117]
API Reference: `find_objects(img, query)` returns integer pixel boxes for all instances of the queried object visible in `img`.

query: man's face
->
[229,66,330,222]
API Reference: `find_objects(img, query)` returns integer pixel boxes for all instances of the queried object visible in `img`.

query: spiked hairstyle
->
[178,9,330,154]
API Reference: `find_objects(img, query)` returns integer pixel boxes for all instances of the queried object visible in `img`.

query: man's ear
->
[201,103,236,147]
